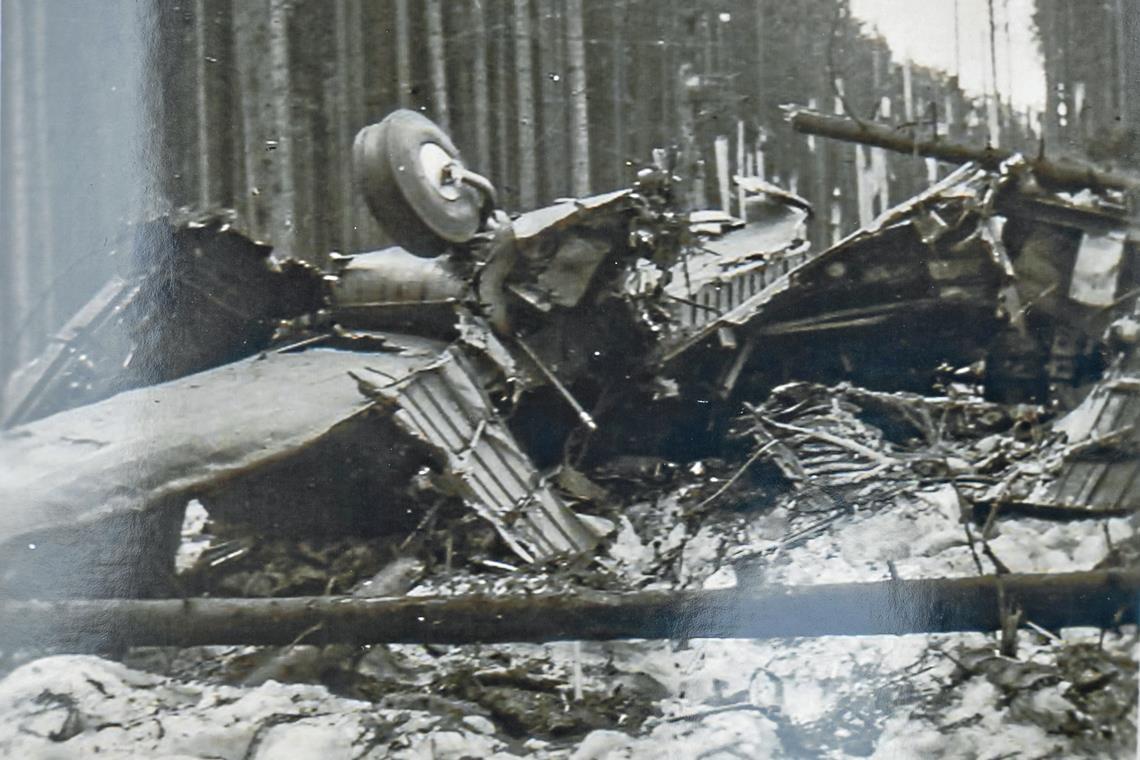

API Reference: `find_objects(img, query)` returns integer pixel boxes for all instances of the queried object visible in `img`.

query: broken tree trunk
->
[5,570,1136,652]
[787,109,1140,192]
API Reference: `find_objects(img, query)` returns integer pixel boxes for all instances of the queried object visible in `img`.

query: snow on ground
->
[0,654,516,760]
[2,386,1136,758]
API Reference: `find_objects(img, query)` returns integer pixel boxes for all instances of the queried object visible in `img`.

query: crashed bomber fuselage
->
[2,111,1137,598]
[0,161,818,595]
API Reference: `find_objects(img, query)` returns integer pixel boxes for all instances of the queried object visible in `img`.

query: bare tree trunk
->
[987,0,1000,117]
[332,0,348,252]
[700,11,713,75]
[514,0,537,208]
[3,0,33,366]
[536,0,565,199]
[1115,0,1128,124]
[395,0,411,107]
[754,0,766,109]
[810,93,829,245]
[678,63,705,209]
[736,119,746,214]
[31,1,55,334]
[234,2,267,238]
[194,0,214,209]
[470,0,492,175]
[494,0,512,205]
[565,0,590,195]
[425,0,449,131]
[345,0,367,250]
[294,4,322,263]
[268,0,297,257]
[714,135,730,213]
[611,0,626,186]
[232,2,257,234]
[4,570,1136,651]
[334,0,355,253]
[216,0,244,225]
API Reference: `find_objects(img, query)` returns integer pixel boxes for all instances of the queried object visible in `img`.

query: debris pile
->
[1,371,1135,755]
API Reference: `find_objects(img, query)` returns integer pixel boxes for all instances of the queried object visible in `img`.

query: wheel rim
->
[418,142,462,202]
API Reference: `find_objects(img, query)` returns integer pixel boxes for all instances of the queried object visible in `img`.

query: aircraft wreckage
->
[1,109,1138,648]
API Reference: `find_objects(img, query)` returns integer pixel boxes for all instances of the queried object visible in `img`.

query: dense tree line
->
[1034,0,1140,168]
[147,0,1041,260]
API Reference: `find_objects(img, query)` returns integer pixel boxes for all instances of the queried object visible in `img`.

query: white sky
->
[849,0,1046,112]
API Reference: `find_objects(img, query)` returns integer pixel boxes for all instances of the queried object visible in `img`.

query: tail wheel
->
[353,110,484,256]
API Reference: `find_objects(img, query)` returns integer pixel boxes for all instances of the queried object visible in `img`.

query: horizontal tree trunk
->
[4,570,1136,652]
[970,499,1134,524]
[787,109,1139,192]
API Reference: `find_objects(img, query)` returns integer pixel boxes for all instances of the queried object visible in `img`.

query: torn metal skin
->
[655,160,1138,430]
[1,211,325,428]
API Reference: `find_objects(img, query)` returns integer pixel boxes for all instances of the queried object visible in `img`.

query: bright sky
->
[848,0,1046,112]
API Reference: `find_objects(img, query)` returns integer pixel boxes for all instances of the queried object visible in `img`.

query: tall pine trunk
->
[3,0,33,365]
[193,0,214,209]
[565,0,590,195]
[31,1,55,333]
[611,0,626,186]
[234,1,267,238]
[514,0,537,208]
[426,0,449,131]
[334,0,357,252]
[395,0,411,107]
[268,0,297,257]
[537,0,566,200]
[470,0,491,175]
[494,0,512,205]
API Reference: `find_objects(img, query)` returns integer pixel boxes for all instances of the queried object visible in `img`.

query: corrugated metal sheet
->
[1046,348,1140,512]
[387,347,599,562]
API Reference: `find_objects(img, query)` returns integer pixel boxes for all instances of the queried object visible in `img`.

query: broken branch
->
[692,440,777,511]
[758,416,895,465]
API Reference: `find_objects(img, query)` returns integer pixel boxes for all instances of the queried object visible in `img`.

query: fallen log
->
[786,108,1140,192]
[970,499,1135,524]
[3,570,1136,652]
